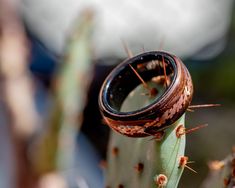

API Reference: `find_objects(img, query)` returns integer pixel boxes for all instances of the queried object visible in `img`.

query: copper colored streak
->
[162,56,169,87]
[129,64,149,90]
[184,124,208,135]
[188,104,221,109]
[176,124,208,138]
[104,115,150,127]
[122,41,133,58]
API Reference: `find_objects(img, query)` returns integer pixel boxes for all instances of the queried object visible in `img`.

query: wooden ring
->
[99,51,193,137]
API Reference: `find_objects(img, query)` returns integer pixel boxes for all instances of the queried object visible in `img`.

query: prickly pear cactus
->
[201,148,235,188]
[105,108,186,188]
[99,51,193,188]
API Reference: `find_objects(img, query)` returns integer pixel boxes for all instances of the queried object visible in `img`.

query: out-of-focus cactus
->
[99,51,194,188]
[201,148,235,188]
[33,10,94,175]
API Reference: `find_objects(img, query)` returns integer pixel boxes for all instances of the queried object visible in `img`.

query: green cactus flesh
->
[105,84,186,188]
[120,81,165,112]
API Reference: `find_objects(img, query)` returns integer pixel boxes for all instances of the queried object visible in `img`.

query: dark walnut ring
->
[99,51,193,137]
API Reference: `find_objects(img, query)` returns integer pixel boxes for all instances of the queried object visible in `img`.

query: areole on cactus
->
[99,51,194,188]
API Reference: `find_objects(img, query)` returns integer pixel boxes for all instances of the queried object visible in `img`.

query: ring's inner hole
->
[106,54,175,113]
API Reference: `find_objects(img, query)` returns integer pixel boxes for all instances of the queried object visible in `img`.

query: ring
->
[99,51,193,137]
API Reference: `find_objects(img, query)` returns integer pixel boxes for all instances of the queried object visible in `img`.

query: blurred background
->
[0,0,235,188]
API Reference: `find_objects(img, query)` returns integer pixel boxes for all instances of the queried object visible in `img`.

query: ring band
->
[99,51,193,137]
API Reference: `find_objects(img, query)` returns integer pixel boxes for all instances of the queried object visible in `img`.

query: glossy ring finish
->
[99,51,193,137]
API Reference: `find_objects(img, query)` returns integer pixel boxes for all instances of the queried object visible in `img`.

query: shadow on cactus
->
[98,50,201,188]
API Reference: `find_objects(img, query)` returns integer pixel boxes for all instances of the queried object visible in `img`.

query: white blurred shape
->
[38,173,69,188]
[21,0,234,59]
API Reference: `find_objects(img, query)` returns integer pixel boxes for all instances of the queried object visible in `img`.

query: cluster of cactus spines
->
[32,10,93,175]
[105,106,187,188]
[201,147,235,188]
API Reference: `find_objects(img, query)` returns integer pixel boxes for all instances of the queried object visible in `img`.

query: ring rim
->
[98,51,193,137]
